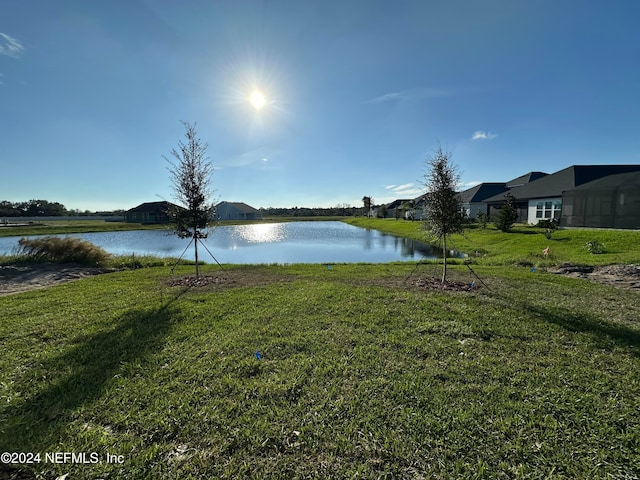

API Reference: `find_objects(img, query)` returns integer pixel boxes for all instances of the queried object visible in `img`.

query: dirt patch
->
[167,275,231,288]
[165,269,296,290]
[0,263,111,296]
[0,264,296,297]
[3,263,638,297]
[409,277,482,292]
[547,263,640,290]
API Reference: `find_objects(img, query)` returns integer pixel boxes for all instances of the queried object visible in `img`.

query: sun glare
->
[249,90,267,110]
[237,223,284,243]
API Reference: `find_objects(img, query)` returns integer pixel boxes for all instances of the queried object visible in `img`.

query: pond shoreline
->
[0,221,443,264]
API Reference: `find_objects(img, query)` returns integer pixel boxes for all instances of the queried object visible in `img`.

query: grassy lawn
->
[0,220,169,238]
[343,218,640,266]
[1,263,639,478]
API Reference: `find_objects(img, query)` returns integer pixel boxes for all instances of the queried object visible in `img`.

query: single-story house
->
[216,201,262,221]
[483,165,640,226]
[457,183,510,220]
[481,172,549,223]
[409,195,429,220]
[382,199,413,219]
[125,201,176,224]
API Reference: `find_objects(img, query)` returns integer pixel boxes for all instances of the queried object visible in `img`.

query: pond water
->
[0,221,460,264]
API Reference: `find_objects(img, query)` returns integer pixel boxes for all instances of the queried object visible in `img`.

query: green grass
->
[0,220,169,238]
[1,263,639,479]
[343,217,640,266]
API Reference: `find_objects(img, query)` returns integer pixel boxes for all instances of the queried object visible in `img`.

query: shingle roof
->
[127,201,175,213]
[506,172,548,188]
[566,171,640,192]
[484,165,640,203]
[385,199,412,209]
[217,201,261,214]
[458,183,508,203]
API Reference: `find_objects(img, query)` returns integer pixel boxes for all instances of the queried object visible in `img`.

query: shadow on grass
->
[503,293,640,357]
[541,305,640,356]
[0,299,184,457]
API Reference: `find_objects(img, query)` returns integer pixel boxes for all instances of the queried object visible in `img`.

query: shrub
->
[536,219,558,229]
[17,236,111,266]
[495,193,518,232]
[584,239,606,254]
[477,212,488,230]
[537,219,558,239]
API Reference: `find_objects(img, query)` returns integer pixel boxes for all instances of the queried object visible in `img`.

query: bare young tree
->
[423,147,464,283]
[165,121,216,278]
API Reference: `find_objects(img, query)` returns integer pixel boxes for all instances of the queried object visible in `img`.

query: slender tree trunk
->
[194,226,199,278]
[442,234,447,283]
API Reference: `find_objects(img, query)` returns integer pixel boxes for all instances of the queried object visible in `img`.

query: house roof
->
[217,201,261,214]
[126,201,175,213]
[458,183,508,203]
[412,194,428,207]
[506,171,548,188]
[565,171,640,192]
[484,165,640,203]
[385,199,412,209]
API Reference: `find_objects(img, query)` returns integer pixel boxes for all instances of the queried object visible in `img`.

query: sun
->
[249,90,267,110]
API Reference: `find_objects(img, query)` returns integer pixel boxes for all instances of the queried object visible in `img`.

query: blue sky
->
[1,1,639,211]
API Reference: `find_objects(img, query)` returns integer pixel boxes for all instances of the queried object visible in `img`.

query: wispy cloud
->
[367,86,486,105]
[366,87,453,104]
[385,183,422,197]
[471,130,498,140]
[0,33,24,58]
[218,148,282,170]
[461,180,482,189]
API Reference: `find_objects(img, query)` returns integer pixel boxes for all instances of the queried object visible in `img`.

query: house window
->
[536,200,561,220]
[553,200,562,220]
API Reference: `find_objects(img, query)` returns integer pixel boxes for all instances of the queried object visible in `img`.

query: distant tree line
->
[0,199,124,217]
[260,204,359,217]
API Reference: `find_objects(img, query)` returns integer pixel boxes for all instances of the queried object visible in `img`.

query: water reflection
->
[0,221,463,264]
[385,233,439,258]
[232,223,286,243]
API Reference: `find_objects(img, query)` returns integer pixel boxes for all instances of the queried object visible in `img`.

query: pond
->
[0,221,461,264]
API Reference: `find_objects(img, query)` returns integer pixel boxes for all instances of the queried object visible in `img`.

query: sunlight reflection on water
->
[0,221,460,263]
[232,223,286,243]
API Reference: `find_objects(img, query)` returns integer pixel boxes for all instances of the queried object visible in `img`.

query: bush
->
[536,219,558,229]
[17,236,111,266]
[477,212,488,230]
[584,239,606,255]
[537,219,558,239]
[495,193,518,232]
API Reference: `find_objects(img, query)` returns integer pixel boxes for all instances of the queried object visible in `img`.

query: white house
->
[216,202,262,221]
[457,183,509,220]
